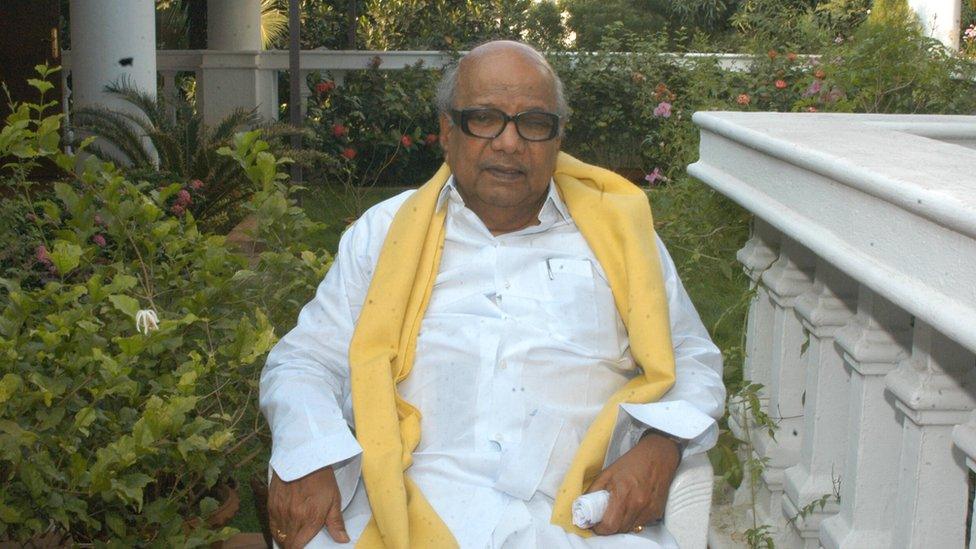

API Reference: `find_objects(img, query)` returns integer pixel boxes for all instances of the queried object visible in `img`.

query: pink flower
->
[92,234,107,247]
[341,147,357,160]
[332,124,348,138]
[189,179,204,191]
[644,168,664,185]
[736,93,751,106]
[400,135,413,148]
[176,189,192,206]
[35,245,52,265]
[803,80,822,97]
[774,79,788,90]
[653,101,672,118]
[425,133,439,145]
[806,106,819,112]
[767,49,778,60]
[965,25,976,40]
[171,203,186,217]
[94,213,106,226]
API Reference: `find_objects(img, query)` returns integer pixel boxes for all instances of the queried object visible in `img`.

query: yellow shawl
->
[348,152,676,548]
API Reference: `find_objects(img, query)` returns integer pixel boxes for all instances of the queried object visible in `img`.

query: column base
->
[820,513,892,549]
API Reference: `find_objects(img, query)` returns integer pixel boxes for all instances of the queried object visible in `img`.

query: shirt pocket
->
[536,258,620,356]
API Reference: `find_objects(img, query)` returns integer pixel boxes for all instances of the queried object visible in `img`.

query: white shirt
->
[260,178,725,547]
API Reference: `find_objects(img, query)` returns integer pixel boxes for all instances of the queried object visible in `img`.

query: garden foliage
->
[2,9,976,544]
[71,84,262,231]
[0,67,328,545]
[305,61,445,189]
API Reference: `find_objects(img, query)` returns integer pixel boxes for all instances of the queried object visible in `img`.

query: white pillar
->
[782,261,856,547]
[69,0,157,110]
[820,287,911,549]
[201,0,277,125]
[907,0,962,50]
[208,0,263,50]
[884,322,975,548]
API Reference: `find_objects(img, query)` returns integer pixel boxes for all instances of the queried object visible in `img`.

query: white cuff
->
[603,400,717,467]
[269,427,363,509]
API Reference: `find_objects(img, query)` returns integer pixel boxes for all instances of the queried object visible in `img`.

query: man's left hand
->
[586,431,682,535]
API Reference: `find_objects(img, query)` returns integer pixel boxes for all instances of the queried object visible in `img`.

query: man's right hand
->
[268,466,349,547]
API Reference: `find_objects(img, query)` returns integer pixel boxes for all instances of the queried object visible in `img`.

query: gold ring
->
[273,527,288,542]
[633,524,645,533]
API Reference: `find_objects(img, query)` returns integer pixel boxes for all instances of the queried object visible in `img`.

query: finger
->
[593,485,626,536]
[586,472,609,495]
[323,498,350,543]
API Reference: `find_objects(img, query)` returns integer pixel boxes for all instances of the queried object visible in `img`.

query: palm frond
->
[72,107,154,167]
[102,83,169,128]
[209,107,261,142]
[261,0,289,48]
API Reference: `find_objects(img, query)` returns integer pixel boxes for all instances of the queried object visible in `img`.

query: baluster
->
[782,261,856,547]
[160,70,179,124]
[299,69,312,118]
[885,322,976,547]
[734,237,814,536]
[951,411,976,548]
[820,287,910,548]
[730,219,779,441]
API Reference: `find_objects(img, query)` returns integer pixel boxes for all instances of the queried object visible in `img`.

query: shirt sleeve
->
[604,234,726,465]
[259,214,381,505]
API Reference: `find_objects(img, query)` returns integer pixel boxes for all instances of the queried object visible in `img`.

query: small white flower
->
[135,309,159,335]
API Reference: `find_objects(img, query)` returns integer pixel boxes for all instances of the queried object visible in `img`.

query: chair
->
[664,452,714,548]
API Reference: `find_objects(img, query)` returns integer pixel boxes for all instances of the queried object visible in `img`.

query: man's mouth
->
[483,165,525,181]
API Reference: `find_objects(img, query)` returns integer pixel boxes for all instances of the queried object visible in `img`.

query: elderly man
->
[260,41,724,548]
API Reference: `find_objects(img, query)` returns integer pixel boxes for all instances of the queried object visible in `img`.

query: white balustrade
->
[692,112,976,548]
[59,50,808,127]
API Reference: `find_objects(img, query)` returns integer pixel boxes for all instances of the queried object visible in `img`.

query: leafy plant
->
[71,83,261,230]
[305,61,444,192]
[0,68,328,545]
[793,20,976,114]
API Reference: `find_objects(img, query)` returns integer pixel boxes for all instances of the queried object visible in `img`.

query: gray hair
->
[434,50,571,123]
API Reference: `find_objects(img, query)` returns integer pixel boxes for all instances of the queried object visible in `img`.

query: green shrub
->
[305,61,445,189]
[0,69,328,545]
[793,20,976,114]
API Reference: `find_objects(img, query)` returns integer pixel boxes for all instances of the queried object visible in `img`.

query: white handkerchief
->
[572,490,610,529]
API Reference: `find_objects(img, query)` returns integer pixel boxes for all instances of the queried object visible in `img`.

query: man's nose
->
[490,119,525,153]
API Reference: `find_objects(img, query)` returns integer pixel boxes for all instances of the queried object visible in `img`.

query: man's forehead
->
[456,46,557,107]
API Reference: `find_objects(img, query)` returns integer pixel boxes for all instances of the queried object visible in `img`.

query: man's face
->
[439,48,562,230]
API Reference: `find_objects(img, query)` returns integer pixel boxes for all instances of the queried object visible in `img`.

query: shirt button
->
[499,360,508,370]
[504,281,511,289]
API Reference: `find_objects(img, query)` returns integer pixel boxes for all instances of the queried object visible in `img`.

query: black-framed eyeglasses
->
[449,108,561,142]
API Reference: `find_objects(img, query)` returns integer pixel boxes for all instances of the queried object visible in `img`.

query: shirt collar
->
[436,175,572,223]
